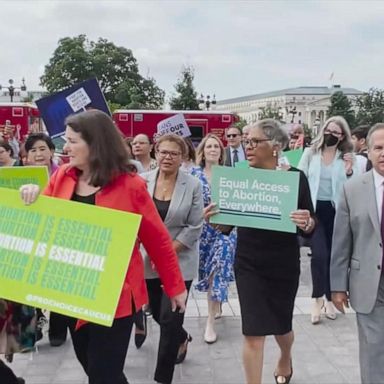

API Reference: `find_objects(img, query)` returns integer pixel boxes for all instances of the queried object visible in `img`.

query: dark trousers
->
[0,360,21,384]
[146,278,192,384]
[49,312,76,342]
[69,316,133,384]
[310,200,335,301]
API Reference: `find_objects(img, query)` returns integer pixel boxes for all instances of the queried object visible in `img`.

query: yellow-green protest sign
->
[0,166,49,190]
[211,166,299,233]
[0,188,141,326]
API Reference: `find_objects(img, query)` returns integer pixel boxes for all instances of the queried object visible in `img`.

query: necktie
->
[233,149,239,165]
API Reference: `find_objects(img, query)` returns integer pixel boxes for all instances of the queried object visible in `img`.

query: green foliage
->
[169,66,200,110]
[355,88,384,126]
[232,115,248,129]
[327,91,355,128]
[302,124,313,140]
[40,35,165,109]
[107,101,123,113]
[22,94,34,102]
[258,104,282,121]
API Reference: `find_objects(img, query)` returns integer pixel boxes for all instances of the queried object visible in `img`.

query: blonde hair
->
[196,134,225,167]
[311,116,353,155]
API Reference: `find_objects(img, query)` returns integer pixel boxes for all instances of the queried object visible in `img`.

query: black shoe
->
[49,338,66,347]
[175,334,192,364]
[134,313,147,349]
[274,359,293,384]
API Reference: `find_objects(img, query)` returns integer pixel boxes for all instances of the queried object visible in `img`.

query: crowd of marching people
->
[0,111,383,384]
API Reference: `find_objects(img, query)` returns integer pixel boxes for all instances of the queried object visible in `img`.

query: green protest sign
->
[211,166,299,233]
[0,166,49,190]
[284,149,303,168]
[0,188,141,326]
[234,160,249,169]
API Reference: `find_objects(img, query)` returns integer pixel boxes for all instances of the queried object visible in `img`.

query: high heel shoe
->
[311,297,324,324]
[175,334,192,364]
[274,360,293,384]
[134,312,147,349]
[324,300,337,320]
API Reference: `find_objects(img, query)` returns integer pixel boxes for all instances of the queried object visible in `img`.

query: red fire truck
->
[0,102,44,141]
[112,110,238,144]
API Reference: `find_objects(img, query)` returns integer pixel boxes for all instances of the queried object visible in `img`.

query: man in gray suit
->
[224,126,245,166]
[331,122,384,384]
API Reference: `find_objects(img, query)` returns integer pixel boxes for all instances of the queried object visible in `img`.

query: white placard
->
[66,88,91,112]
[156,114,191,139]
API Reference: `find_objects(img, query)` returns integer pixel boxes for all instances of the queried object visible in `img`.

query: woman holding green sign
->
[20,110,187,384]
[206,119,315,384]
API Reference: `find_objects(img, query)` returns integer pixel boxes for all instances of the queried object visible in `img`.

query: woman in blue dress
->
[191,134,237,344]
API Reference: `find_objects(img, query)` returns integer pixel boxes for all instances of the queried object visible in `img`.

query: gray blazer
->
[330,170,383,314]
[140,169,204,281]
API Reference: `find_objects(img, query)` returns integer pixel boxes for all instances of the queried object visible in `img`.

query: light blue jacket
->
[298,147,359,210]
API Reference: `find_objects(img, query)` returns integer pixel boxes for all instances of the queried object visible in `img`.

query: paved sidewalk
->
[9,249,361,383]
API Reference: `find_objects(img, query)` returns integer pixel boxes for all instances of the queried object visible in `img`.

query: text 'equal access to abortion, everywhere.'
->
[210,166,300,233]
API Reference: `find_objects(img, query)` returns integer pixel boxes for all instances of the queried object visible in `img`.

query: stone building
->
[215,85,362,134]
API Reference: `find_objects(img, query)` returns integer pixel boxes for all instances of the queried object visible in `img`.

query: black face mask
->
[324,133,339,147]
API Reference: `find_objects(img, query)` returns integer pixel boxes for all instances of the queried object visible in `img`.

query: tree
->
[232,115,249,129]
[40,35,165,109]
[355,88,384,126]
[169,66,200,110]
[258,103,282,121]
[327,91,355,128]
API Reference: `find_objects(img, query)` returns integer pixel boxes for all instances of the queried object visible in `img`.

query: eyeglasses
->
[244,138,272,148]
[157,150,182,159]
[227,134,239,138]
[324,129,343,137]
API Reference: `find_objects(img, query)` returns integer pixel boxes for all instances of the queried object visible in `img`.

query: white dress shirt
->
[230,145,245,163]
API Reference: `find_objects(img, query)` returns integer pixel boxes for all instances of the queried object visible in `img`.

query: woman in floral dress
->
[191,134,236,344]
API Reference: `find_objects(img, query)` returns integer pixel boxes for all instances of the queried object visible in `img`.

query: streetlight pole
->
[288,106,297,123]
[198,93,216,111]
[0,78,27,102]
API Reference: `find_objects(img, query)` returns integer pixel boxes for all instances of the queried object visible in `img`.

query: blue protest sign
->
[36,78,110,138]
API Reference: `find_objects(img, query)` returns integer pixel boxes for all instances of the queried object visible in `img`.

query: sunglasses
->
[227,134,239,138]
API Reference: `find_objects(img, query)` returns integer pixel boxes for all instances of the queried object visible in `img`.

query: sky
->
[1,0,384,102]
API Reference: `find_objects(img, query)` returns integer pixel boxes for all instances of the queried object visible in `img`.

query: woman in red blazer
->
[21,110,187,384]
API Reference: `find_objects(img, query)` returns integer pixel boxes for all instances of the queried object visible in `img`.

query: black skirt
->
[235,233,300,336]
[234,168,314,336]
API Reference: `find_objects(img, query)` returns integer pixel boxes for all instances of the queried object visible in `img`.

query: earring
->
[273,150,277,157]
